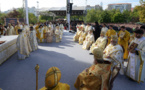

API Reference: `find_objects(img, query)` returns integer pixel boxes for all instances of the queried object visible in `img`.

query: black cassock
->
[93,25,101,41]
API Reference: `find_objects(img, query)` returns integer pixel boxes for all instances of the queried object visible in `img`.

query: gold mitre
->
[45,67,61,89]
[100,31,105,36]
[111,35,118,41]
[93,47,103,60]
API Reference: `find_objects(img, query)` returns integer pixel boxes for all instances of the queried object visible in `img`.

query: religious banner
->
[4,18,24,26]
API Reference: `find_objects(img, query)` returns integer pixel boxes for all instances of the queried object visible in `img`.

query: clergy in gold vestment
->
[82,30,94,50]
[90,31,107,54]
[48,22,54,35]
[17,29,32,60]
[78,29,87,45]
[55,25,61,42]
[35,23,40,38]
[74,48,111,90]
[73,25,82,42]
[126,29,145,83]
[45,23,54,43]
[15,22,21,35]
[118,26,130,60]
[40,67,70,90]
[60,23,64,40]
[84,24,89,34]
[37,25,45,43]
[7,23,16,35]
[29,27,38,51]
[103,35,124,75]
[106,25,116,45]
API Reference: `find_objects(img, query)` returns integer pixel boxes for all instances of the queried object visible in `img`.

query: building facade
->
[108,3,131,12]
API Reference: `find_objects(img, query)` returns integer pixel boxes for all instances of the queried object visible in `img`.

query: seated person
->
[103,35,124,75]
[40,67,70,90]
[82,30,94,50]
[90,31,107,54]
[78,29,87,45]
[74,48,112,90]
[73,26,82,42]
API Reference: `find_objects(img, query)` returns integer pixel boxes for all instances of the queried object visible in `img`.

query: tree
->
[130,7,139,22]
[134,0,145,23]
[7,9,20,18]
[29,13,37,24]
[100,10,111,23]
[0,13,7,23]
[122,10,131,23]
[86,9,97,23]
[112,12,124,23]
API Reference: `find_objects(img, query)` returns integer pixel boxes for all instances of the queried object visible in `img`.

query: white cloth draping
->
[0,35,18,65]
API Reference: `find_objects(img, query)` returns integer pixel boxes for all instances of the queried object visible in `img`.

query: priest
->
[7,23,16,35]
[118,26,130,60]
[15,22,21,35]
[101,23,108,35]
[73,25,82,42]
[106,25,117,45]
[40,67,70,90]
[55,25,61,42]
[82,30,94,50]
[126,29,145,83]
[37,25,45,43]
[103,35,124,75]
[16,29,32,60]
[29,27,38,51]
[59,23,64,40]
[78,29,87,45]
[90,31,107,54]
[74,48,112,90]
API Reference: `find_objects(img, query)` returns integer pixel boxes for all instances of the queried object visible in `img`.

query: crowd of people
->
[73,22,145,89]
[1,20,145,90]
[0,21,65,60]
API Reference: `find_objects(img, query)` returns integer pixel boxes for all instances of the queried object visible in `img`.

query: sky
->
[0,0,140,12]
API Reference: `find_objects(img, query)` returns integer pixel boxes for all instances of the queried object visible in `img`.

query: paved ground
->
[0,31,145,90]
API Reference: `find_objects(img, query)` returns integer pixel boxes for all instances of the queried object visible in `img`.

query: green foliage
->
[0,13,7,23]
[135,0,145,23]
[86,9,97,23]
[85,7,140,23]
[112,12,124,23]
[100,10,111,23]
[29,13,37,24]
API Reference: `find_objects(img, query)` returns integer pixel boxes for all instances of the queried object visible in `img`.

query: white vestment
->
[29,30,38,51]
[17,31,32,60]
[90,36,107,53]
[126,37,145,83]
[59,24,64,40]
[7,26,15,35]
[101,27,108,35]
[55,27,61,42]
[103,44,124,75]
[82,33,94,50]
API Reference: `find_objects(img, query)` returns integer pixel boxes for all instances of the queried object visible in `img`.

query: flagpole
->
[25,0,29,25]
